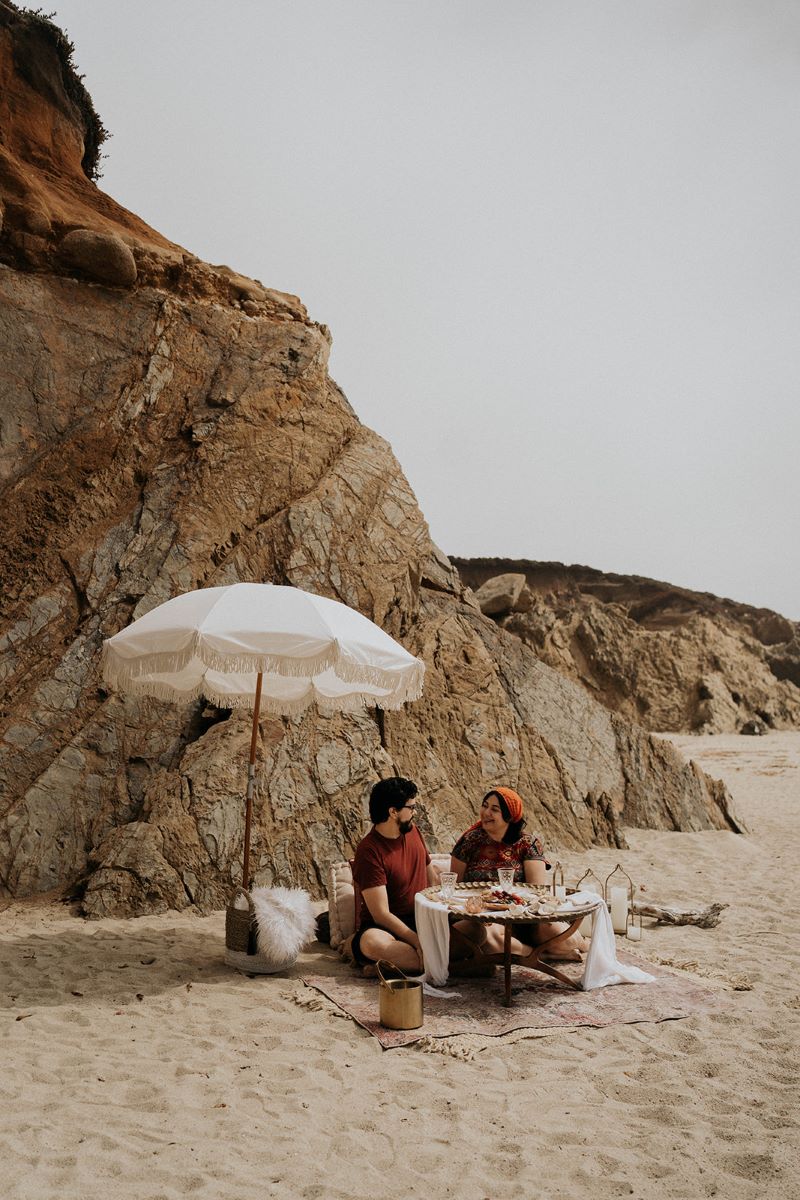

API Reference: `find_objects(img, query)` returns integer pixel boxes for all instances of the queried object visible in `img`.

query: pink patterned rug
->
[301,954,730,1049]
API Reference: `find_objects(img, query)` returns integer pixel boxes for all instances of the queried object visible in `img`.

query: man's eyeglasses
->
[398,803,417,813]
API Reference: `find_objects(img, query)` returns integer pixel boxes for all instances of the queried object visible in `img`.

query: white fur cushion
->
[250,886,317,961]
[326,853,451,949]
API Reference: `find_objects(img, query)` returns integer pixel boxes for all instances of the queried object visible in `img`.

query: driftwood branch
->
[631,900,727,928]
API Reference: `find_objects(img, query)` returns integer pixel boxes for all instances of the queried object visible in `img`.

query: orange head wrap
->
[487,787,524,824]
[467,786,525,833]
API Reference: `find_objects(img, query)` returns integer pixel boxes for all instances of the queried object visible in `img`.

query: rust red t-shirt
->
[352,825,430,930]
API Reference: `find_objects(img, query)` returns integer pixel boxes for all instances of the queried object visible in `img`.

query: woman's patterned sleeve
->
[521,834,550,866]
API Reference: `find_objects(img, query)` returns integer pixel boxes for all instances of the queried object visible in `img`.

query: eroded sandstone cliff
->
[453,559,800,735]
[0,7,741,917]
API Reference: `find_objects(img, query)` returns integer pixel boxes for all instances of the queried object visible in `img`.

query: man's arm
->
[360,885,421,950]
[426,861,442,886]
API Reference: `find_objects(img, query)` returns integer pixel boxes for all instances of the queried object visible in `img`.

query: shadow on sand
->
[0,910,344,1011]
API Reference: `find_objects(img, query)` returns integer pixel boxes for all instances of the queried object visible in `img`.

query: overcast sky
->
[50,1,799,618]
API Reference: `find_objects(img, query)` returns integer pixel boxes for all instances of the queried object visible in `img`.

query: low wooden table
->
[420,886,598,1007]
[472,907,594,1006]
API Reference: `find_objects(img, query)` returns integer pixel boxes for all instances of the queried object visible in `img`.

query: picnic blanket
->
[301,952,730,1049]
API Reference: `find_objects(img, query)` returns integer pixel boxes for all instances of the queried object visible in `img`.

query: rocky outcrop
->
[452,559,800,735]
[58,228,137,287]
[0,9,742,917]
[473,572,532,616]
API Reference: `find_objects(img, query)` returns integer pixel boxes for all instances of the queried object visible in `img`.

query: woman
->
[450,787,587,961]
[451,787,549,887]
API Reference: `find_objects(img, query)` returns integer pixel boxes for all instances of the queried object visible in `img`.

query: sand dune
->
[2,733,798,1199]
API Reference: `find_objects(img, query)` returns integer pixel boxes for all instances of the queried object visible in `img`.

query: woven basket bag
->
[225,890,257,953]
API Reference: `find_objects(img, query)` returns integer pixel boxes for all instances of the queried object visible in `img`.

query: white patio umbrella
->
[101,582,425,888]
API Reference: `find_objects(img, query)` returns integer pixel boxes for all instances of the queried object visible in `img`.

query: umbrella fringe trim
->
[101,640,425,703]
[101,639,339,685]
[131,682,315,713]
[327,654,425,698]
[119,679,421,714]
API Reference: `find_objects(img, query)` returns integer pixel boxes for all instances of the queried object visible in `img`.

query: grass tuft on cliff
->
[13,4,109,179]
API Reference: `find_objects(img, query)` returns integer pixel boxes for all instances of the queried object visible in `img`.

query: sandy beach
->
[2,733,798,1200]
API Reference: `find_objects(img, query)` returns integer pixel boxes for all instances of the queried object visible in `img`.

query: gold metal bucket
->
[377,961,424,1030]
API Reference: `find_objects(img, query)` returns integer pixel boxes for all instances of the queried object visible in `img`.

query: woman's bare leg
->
[532,920,589,960]
[453,920,531,958]
[449,919,489,960]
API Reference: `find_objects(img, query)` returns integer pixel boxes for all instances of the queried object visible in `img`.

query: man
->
[350,776,439,975]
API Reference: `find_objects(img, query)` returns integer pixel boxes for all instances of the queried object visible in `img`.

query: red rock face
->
[0,6,175,255]
[0,10,743,916]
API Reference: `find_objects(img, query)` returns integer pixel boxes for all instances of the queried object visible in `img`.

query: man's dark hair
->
[369,776,418,824]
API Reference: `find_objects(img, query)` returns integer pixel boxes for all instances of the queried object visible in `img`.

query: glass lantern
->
[604,864,634,935]
[626,911,643,942]
[575,867,603,896]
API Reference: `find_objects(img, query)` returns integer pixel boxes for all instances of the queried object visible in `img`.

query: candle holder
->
[574,867,603,895]
[604,864,634,935]
[626,911,643,942]
[574,868,603,936]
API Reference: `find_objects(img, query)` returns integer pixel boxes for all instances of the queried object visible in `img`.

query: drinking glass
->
[497,868,516,890]
[439,872,457,900]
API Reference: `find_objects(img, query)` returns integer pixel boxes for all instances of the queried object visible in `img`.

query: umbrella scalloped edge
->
[100,639,425,713]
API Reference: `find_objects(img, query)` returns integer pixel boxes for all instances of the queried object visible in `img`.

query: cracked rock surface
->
[0,9,742,915]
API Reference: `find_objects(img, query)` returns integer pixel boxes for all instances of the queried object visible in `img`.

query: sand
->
[2,733,798,1200]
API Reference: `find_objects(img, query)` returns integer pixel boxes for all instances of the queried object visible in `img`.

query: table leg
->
[503,923,512,1006]
[478,911,592,1005]
[526,916,585,990]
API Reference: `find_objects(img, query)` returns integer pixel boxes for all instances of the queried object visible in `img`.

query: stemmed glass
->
[439,872,457,900]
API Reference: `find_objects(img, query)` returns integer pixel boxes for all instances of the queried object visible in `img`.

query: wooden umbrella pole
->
[242,671,263,891]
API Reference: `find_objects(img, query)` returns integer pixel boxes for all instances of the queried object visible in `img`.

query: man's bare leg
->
[358,928,422,973]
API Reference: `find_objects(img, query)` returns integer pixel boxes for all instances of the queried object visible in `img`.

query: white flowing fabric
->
[564,892,655,989]
[415,890,655,990]
[101,583,425,713]
[415,892,452,986]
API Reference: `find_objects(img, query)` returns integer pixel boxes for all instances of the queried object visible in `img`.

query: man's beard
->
[398,818,414,835]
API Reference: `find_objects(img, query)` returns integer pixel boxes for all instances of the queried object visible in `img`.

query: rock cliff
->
[453,559,800,735]
[0,7,742,917]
